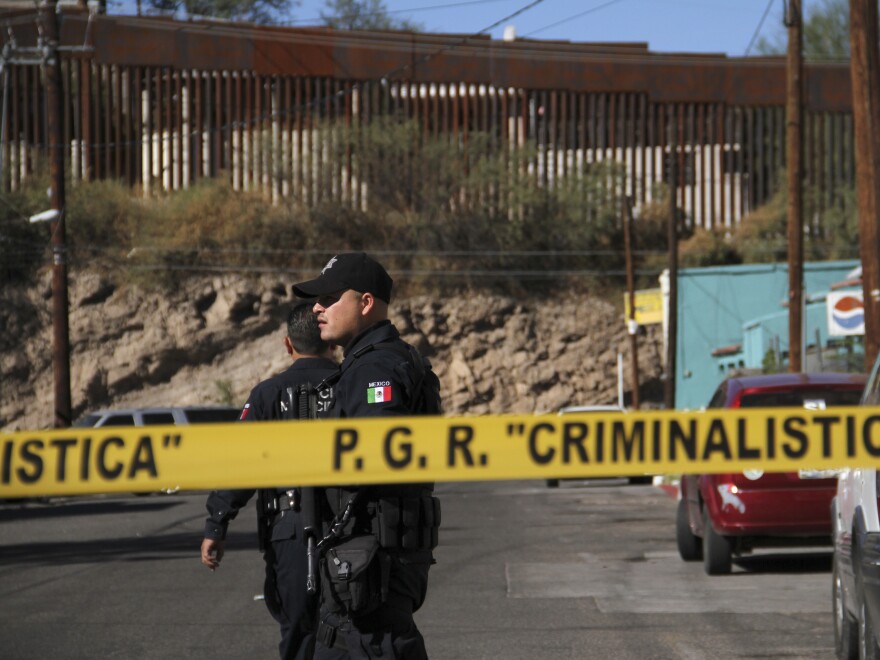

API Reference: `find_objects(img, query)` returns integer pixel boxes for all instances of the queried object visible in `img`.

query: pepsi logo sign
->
[827,291,865,336]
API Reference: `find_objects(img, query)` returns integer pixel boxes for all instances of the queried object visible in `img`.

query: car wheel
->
[676,498,702,561]
[861,598,880,660]
[833,555,858,659]
[546,479,559,488]
[702,509,732,575]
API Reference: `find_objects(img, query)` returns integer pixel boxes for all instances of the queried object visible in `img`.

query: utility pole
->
[664,121,678,410]
[622,196,640,409]
[849,0,880,369]
[786,0,804,372]
[41,0,72,428]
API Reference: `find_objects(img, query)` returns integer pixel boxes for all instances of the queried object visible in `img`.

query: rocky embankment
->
[1,273,665,431]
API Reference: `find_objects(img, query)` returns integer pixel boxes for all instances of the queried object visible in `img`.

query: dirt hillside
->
[0,272,665,431]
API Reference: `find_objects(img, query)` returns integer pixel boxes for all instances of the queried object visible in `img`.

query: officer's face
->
[313,289,366,347]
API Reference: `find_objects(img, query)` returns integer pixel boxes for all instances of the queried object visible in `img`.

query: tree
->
[320,0,421,31]
[755,0,850,59]
[146,0,297,24]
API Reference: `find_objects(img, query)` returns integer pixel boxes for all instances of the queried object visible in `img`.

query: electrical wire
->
[116,262,668,278]
[472,0,546,35]
[744,0,776,56]
[19,228,856,278]
[281,0,516,26]
[0,193,32,224]
[67,241,856,260]
[523,0,625,38]
[56,244,674,281]
[83,245,672,257]
[362,0,547,84]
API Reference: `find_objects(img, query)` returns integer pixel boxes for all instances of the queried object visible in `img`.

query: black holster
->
[373,496,441,551]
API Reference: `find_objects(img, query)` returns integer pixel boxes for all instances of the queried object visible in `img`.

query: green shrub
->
[213,379,236,406]
[6,123,862,298]
[0,168,55,285]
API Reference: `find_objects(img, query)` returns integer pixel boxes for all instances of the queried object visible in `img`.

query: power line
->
[364,0,547,82]
[0,193,32,224]
[117,0,536,31]
[295,0,547,34]
[119,262,666,278]
[473,0,546,35]
[524,0,625,38]
[282,0,515,26]
[744,0,776,56]
[86,245,672,257]
[65,242,859,262]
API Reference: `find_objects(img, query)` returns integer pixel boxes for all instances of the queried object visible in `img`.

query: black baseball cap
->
[293,252,393,303]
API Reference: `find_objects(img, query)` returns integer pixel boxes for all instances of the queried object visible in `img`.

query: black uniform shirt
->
[331,320,426,419]
[324,320,440,520]
[240,357,338,420]
[203,356,338,541]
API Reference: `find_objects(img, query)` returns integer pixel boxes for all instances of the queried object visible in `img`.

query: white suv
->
[73,406,241,427]
[832,354,880,659]
[72,406,241,494]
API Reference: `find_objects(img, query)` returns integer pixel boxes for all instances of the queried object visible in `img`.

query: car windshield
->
[185,408,241,423]
[739,389,863,408]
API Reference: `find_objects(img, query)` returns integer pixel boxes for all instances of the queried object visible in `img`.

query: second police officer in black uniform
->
[292,252,442,660]
[200,300,337,660]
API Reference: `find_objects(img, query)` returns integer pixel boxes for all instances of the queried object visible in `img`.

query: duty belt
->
[317,618,348,651]
[266,489,299,514]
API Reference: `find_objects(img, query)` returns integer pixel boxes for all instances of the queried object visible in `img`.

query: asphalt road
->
[0,480,835,659]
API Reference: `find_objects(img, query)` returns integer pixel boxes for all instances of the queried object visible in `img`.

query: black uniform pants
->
[313,555,431,660]
[314,611,428,660]
[264,536,317,660]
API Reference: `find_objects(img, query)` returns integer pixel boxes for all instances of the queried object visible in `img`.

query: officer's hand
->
[201,537,224,571]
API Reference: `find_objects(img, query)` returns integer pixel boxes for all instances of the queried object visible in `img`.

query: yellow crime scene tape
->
[4,407,880,498]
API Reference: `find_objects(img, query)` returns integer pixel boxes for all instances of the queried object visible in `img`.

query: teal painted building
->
[675,260,861,410]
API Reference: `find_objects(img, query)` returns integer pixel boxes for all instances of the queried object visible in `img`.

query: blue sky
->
[109,0,825,57]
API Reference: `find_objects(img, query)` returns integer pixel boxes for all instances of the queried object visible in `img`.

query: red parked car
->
[676,372,866,575]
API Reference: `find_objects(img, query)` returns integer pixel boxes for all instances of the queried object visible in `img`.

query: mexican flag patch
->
[367,385,392,404]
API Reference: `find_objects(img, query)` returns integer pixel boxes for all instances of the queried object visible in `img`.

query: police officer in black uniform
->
[200,300,337,660]
[292,252,442,660]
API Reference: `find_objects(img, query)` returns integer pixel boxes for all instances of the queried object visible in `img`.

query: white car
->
[73,405,241,427]
[73,405,241,494]
[547,405,652,487]
[832,353,880,659]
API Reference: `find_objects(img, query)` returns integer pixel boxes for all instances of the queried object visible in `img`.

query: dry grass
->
[0,153,859,295]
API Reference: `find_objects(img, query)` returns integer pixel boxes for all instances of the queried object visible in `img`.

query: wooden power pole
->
[622,196,640,409]
[786,0,804,372]
[41,0,72,427]
[849,0,880,369]
[664,122,679,410]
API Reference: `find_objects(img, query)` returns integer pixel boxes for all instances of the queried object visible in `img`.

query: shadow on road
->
[734,550,832,574]
[0,529,258,566]
[0,497,184,522]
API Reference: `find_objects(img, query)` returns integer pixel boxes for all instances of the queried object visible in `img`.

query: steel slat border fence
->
[0,10,856,231]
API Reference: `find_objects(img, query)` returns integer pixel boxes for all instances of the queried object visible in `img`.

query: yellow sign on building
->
[623,288,663,325]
